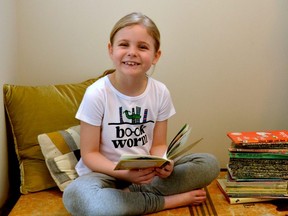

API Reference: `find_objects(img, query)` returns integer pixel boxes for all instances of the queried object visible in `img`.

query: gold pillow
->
[3,78,96,194]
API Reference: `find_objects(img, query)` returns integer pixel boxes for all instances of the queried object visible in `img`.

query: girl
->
[63,12,220,216]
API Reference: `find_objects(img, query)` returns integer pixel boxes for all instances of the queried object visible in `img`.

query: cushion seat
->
[9,188,69,216]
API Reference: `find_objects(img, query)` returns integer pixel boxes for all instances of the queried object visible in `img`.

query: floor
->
[147,172,288,216]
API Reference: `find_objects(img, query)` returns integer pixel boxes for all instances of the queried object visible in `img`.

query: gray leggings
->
[63,153,220,216]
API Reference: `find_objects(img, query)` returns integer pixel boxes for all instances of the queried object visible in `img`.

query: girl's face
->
[108,24,161,78]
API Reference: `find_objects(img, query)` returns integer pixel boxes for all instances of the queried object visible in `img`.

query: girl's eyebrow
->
[138,41,150,45]
[116,39,128,43]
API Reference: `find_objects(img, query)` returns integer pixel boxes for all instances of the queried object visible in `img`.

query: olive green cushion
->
[3,78,96,194]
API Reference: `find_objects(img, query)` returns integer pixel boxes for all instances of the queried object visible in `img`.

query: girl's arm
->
[150,120,169,157]
[79,121,156,184]
[80,121,116,174]
[150,120,174,178]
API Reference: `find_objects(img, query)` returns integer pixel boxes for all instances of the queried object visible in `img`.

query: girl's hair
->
[110,12,161,52]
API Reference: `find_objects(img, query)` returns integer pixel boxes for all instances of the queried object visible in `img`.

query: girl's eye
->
[119,43,128,47]
[139,45,148,50]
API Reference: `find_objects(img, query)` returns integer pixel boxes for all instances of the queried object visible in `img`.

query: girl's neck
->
[109,72,148,97]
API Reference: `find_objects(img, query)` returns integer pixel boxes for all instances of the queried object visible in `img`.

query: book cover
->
[114,124,203,170]
[227,130,288,144]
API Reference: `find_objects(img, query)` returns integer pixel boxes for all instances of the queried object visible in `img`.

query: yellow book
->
[216,178,278,204]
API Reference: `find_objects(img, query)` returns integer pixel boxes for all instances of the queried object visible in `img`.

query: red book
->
[227,130,288,144]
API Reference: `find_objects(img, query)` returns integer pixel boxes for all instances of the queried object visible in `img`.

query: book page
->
[114,123,203,170]
[114,154,169,170]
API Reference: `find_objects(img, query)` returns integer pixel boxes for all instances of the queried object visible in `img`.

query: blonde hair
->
[110,12,161,52]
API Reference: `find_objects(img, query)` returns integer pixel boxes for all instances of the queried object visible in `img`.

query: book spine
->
[228,197,276,204]
[227,193,288,198]
[228,152,288,159]
[225,184,288,189]
[231,142,288,149]
[228,147,288,153]
[226,188,288,193]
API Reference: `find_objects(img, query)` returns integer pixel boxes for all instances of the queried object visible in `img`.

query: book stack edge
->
[217,130,288,204]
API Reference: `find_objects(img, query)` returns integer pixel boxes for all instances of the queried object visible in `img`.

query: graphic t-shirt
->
[75,75,176,176]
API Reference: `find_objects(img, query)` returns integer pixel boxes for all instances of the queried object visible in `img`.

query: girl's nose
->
[127,47,137,57]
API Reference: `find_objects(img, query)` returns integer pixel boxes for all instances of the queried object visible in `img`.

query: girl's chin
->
[119,68,146,77]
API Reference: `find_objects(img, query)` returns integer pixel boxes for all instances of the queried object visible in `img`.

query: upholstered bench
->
[8,188,69,215]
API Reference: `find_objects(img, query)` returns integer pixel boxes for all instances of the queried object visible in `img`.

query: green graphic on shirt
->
[120,106,148,124]
[123,110,141,120]
[108,106,154,125]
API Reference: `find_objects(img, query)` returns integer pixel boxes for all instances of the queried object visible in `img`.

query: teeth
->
[124,61,139,66]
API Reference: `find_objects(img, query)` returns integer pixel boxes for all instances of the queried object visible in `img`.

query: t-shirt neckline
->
[105,75,151,100]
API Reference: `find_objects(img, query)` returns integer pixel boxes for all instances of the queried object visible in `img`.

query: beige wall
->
[1,0,288,208]
[0,0,18,207]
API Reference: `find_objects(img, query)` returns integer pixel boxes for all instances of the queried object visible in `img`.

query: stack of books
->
[217,130,288,204]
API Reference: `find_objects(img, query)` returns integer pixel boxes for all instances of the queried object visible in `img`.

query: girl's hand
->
[125,168,156,184]
[155,160,174,178]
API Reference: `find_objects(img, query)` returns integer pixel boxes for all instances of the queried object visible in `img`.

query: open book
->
[114,124,203,170]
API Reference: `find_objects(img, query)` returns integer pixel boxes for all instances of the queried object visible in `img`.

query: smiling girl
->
[63,12,220,216]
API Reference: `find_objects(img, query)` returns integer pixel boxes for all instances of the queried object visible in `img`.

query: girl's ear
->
[152,50,162,65]
[108,43,113,57]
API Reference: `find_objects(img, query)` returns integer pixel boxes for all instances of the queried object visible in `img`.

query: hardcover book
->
[114,124,203,170]
[227,163,288,180]
[216,178,283,204]
[228,147,288,153]
[228,152,288,159]
[227,130,288,144]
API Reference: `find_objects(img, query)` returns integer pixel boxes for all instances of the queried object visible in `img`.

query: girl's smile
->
[123,61,140,66]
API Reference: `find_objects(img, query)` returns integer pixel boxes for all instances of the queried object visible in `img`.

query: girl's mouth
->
[123,61,140,66]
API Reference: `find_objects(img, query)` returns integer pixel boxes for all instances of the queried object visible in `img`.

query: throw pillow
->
[38,125,80,191]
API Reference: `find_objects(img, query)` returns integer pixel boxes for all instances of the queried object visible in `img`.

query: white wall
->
[1,0,288,207]
[0,0,18,208]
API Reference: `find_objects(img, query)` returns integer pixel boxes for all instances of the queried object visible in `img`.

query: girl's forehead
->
[114,24,154,42]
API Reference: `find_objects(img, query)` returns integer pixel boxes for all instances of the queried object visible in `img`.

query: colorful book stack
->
[217,130,288,204]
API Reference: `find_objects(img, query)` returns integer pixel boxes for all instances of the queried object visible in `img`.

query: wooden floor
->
[147,172,288,216]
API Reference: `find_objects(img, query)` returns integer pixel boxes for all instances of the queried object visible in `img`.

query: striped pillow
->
[38,125,81,191]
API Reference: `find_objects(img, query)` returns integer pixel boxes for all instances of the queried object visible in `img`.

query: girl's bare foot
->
[164,189,206,210]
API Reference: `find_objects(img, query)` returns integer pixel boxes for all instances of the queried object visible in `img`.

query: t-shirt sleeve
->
[157,86,176,121]
[75,83,105,126]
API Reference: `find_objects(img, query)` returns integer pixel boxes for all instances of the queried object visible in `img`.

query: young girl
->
[63,12,220,216]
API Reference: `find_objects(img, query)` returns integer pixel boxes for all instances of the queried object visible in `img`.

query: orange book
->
[227,130,288,144]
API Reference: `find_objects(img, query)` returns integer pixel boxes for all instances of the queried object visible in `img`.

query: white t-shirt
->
[75,75,176,176]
